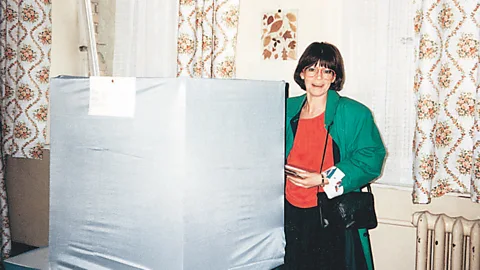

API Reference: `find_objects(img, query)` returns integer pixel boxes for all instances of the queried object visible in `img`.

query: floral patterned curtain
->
[0,0,52,258]
[176,0,240,78]
[0,156,9,258]
[1,1,50,158]
[412,0,480,203]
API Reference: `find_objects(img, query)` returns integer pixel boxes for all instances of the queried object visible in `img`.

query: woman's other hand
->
[286,171,329,188]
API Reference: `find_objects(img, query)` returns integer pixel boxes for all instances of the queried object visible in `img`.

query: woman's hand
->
[286,171,329,189]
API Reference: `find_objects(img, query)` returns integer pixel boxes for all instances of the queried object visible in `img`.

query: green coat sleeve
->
[335,109,386,193]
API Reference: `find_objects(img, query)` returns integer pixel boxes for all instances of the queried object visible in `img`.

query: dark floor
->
[9,242,37,258]
[0,242,37,270]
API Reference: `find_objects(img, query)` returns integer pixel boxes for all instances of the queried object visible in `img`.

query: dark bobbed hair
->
[293,42,345,91]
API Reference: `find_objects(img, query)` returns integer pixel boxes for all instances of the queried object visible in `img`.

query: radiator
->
[413,211,480,270]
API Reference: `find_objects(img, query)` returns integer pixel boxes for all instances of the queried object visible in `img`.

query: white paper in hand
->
[322,166,345,199]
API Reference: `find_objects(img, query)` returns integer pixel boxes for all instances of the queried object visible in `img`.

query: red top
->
[285,113,333,208]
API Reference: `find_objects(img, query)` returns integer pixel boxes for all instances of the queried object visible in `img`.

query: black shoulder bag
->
[317,124,378,230]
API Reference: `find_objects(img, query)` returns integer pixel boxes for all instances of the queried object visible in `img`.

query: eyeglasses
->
[304,66,336,79]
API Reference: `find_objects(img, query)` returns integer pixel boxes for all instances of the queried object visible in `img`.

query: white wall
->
[236,1,480,269]
[50,0,83,77]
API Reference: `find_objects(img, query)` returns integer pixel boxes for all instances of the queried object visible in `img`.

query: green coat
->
[285,90,386,270]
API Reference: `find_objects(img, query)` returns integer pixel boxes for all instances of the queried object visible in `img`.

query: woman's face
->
[300,62,336,97]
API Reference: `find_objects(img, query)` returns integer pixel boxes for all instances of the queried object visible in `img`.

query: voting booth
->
[40,77,285,269]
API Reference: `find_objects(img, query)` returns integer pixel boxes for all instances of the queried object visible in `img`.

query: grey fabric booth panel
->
[49,77,286,270]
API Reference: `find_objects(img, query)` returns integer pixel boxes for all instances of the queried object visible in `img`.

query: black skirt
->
[283,193,368,270]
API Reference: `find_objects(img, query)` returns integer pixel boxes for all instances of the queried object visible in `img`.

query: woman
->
[283,42,386,270]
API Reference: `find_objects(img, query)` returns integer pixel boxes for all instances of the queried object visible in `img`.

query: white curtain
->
[112,0,178,77]
[339,1,416,188]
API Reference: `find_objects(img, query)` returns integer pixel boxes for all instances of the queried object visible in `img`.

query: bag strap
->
[318,123,332,193]
[319,123,331,172]
[317,123,333,228]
